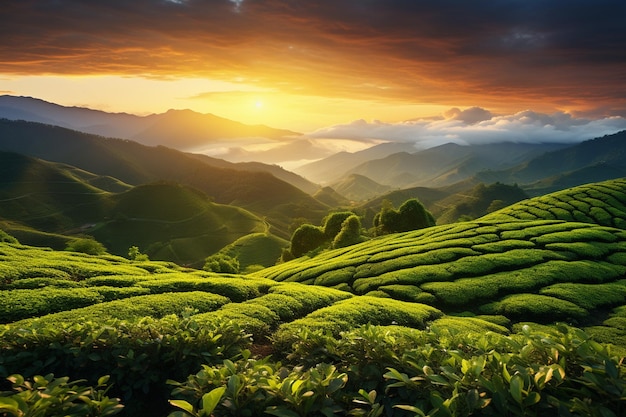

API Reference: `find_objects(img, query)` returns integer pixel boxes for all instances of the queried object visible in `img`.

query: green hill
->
[483,178,626,229]
[0,152,270,266]
[0,119,329,236]
[2,178,626,416]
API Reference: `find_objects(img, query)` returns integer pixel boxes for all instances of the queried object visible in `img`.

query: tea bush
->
[0,288,104,323]
[480,294,588,321]
[0,374,123,417]
[11,292,230,327]
[168,325,626,417]
[0,315,251,416]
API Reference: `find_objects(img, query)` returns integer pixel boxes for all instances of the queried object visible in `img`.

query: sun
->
[255,100,263,109]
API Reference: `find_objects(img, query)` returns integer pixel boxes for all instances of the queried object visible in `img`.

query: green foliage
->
[11,292,230,327]
[0,229,18,244]
[0,288,104,323]
[323,211,356,239]
[0,315,251,415]
[65,237,108,255]
[374,198,436,235]
[0,374,123,417]
[128,245,149,261]
[203,254,240,274]
[167,325,626,417]
[289,224,327,258]
[333,215,367,249]
[480,294,588,321]
[137,275,274,302]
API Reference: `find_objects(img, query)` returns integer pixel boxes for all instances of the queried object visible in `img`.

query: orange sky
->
[1,0,625,131]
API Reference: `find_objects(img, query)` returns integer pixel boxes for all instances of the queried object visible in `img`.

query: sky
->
[1,0,626,144]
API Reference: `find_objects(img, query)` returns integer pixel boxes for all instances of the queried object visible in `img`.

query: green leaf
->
[200,386,226,416]
[0,397,21,416]
[510,375,523,405]
[265,406,301,417]
[168,399,196,417]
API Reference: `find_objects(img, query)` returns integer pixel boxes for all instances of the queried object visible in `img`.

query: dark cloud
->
[1,0,625,114]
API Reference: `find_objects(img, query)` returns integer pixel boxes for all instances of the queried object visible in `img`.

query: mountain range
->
[1,96,626,267]
[0,95,299,150]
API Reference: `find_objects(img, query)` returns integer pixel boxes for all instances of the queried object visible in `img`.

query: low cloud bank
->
[308,108,626,150]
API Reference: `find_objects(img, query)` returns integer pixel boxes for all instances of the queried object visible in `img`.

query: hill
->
[345,142,569,188]
[253,178,626,340]
[0,152,268,266]
[294,141,417,184]
[0,119,329,236]
[1,178,626,416]
[329,173,393,202]
[476,130,626,194]
[0,95,299,149]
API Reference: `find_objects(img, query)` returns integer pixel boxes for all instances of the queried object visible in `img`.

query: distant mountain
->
[0,119,328,238]
[328,174,393,202]
[294,141,418,184]
[312,187,351,207]
[475,130,626,194]
[346,142,570,188]
[187,153,319,195]
[0,95,300,150]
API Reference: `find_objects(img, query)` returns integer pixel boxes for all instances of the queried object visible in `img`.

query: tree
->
[322,211,355,239]
[203,254,240,274]
[128,246,149,261]
[374,198,435,235]
[65,237,107,255]
[289,224,327,258]
[332,215,366,248]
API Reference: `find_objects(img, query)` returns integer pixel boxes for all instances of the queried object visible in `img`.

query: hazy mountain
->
[328,174,393,202]
[346,142,570,188]
[0,119,328,237]
[475,130,626,194]
[294,141,418,184]
[312,187,351,207]
[187,154,319,195]
[0,95,300,150]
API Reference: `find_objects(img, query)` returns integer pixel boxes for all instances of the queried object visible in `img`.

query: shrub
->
[203,254,240,274]
[0,374,123,417]
[289,224,327,258]
[480,294,588,322]
[332,215,366,248]
[65,237,108,255]
[0,288,104,323]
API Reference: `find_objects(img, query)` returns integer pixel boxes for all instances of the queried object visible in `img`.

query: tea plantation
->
[1,179,626,416]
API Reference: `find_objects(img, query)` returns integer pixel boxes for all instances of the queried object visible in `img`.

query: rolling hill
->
[0,152,270,266]
[344,142,569,188]
[476,130,626,194]
[1,178,626,416]
[0,119,329,236]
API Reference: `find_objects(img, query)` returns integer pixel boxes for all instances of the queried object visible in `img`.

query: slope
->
[253,178,626,342]
[476,130,626,193]
[0,119,329,236]
[0,95,300,149]
[346,142,568,188]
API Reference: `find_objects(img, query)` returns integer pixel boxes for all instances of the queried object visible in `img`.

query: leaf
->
[168,399,196,416]
[509,375,523,405]
[265,406,301,417]
[201,386,226,415]
[0,397,21,416]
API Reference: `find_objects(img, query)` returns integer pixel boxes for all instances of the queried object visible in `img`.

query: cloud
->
[0,0,624,116]
[308,108,626,149]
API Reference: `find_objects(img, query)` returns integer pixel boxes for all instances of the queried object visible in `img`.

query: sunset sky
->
[1,0,625,134]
